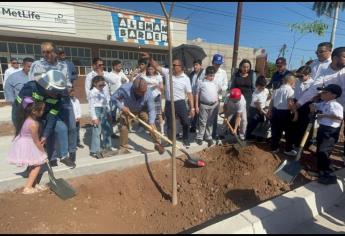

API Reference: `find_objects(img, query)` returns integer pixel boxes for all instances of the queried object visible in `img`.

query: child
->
[293,65,314,147]
[267,73,298,156]
[246,75,269,140]
[69,88,84,149]
[7,97,48,194]
[89,76,112,159]
[195,66,222,146]
[310,84,343,185]
[220,88,247,141]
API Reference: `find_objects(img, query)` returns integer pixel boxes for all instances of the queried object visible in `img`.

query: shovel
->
[274,114,316,184]
[127,111,205,167]
[219,113,246,150]
[46,160,76,200]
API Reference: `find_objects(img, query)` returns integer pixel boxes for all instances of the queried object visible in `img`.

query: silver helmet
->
[34,70,67,93]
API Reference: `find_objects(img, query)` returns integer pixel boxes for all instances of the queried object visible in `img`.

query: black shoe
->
[190,127,196,133]
[111,133,119,139]
[196,139,203,145]
[183,139,190,148]
[60,157,76,168]
[69,152,76,163]
[218,135,225,140]
[90,152,104,159]
[49,160,58,167]
[207,139,214,147]
[77,143,84,148]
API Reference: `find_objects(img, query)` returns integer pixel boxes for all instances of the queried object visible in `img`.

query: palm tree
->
[313,2,345,46]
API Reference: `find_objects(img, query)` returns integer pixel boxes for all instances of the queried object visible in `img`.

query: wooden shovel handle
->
[127,111,180,148]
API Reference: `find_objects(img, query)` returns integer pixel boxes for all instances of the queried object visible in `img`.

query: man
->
[56,47,77,85]
[211,54,228,140]
[4,57,34,124]
[85,57,111,101]
[142,52,195,147]
[189,59,205,133]
[295,47,345,166]
[310,42,332,80]
[3,58,22,92]
[111,77,165,154]
[266,57,290,90]
[129,58,148,81]
[29,42,76,168]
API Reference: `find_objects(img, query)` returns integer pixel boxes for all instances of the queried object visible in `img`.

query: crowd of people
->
[3,40,345,194]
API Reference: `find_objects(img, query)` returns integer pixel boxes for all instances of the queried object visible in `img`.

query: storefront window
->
[9,43,17,53]
[25,44,34,54]
[0,42,7,52]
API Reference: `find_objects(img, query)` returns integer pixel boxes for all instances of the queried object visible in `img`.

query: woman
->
[144,64,164,133]
[229,59,256,114]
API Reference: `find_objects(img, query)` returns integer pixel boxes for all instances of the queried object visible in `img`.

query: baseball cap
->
[212,54,224,65]
[229,88,242,100]
[57,47,64,54]
[317,84,342,98]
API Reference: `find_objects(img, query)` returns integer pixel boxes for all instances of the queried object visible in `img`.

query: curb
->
[193,168,345,234]
[0,143,207,193]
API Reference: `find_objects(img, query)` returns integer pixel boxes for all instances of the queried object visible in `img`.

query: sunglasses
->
[11,62,18,64]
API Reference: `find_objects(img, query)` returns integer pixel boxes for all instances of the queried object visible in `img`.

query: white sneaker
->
[284,150,298,157]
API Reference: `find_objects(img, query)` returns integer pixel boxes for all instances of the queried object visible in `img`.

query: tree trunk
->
[330,2,340,46]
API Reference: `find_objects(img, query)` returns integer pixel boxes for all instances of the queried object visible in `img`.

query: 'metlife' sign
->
[112,12,168,46]
[0,2,75,34]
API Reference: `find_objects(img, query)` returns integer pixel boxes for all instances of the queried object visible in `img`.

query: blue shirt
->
[58,58,77,83]
[111,83,156,124]
[4,70,29,103]
[267,70,290,90]
[29,58,71,87]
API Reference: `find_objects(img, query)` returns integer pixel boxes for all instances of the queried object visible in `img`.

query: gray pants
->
[196,102,219,141]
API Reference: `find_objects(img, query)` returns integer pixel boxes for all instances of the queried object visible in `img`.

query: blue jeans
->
[11,103,17,125]
[47,97,77,160]
[90,107,112,153]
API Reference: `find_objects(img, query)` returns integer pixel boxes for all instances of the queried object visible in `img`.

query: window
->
[25,44,34,54]
[85,48,91,57]
[111,50,117,58]
[78,48,84,57]
[106,50,111,58]
[129,52,133,60]
[9,43,17,53]
[71,48,78,57]
[64,47,71,56]
[118,51,123,59]
[34,44,41,54]
[100,49,106,58]
[123,51,128,60]
[0,42,7,52]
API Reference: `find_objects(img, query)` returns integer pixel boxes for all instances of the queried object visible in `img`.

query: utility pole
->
[231,2,243,76]
[160,2,177,206]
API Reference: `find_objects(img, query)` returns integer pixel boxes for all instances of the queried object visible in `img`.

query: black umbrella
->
[172,44,207,69]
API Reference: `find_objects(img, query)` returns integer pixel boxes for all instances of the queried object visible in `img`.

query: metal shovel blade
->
[47,178,76,200]
[274,159,302,184]
[46,162,76,200]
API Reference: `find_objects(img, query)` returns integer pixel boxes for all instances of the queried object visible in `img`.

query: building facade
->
[0,2,264,103]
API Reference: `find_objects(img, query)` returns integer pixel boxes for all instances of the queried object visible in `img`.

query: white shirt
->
[294,78,314,101]
[314,64,337,83]
[107,70,129,95]
[71,97,82,119]
[224,94,247,119]
[88,87,110,120]
[3,67,22,87]
[85,70,111,100]
[196,78,222,104]
[161,68,192,101]
[297,68,344,107]
[250,88,269,109]
[314,100,343,128]
[214,67,228,96]
[310,57,332,80]
[272,84,294,110]
[143,74,163,98]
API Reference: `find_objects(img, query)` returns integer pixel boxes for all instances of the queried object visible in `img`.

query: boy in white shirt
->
[310,84,343,185]
[267,73,298,156]
[69,88,83,149]
[195,66,222,146]
[246,75,269,140]
[221,88,247,141]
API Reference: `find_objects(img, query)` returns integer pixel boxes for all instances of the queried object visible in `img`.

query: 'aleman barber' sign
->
[112,12,168,46]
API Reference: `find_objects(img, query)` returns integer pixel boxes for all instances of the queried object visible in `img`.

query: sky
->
[96,1,345,70]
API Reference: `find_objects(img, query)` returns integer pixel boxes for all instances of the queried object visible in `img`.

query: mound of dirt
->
[0,144,331,233]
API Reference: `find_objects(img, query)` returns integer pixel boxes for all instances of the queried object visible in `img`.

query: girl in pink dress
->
[7,97,48,194]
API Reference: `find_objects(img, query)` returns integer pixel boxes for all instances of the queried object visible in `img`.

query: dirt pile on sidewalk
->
[0,144,315,233]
